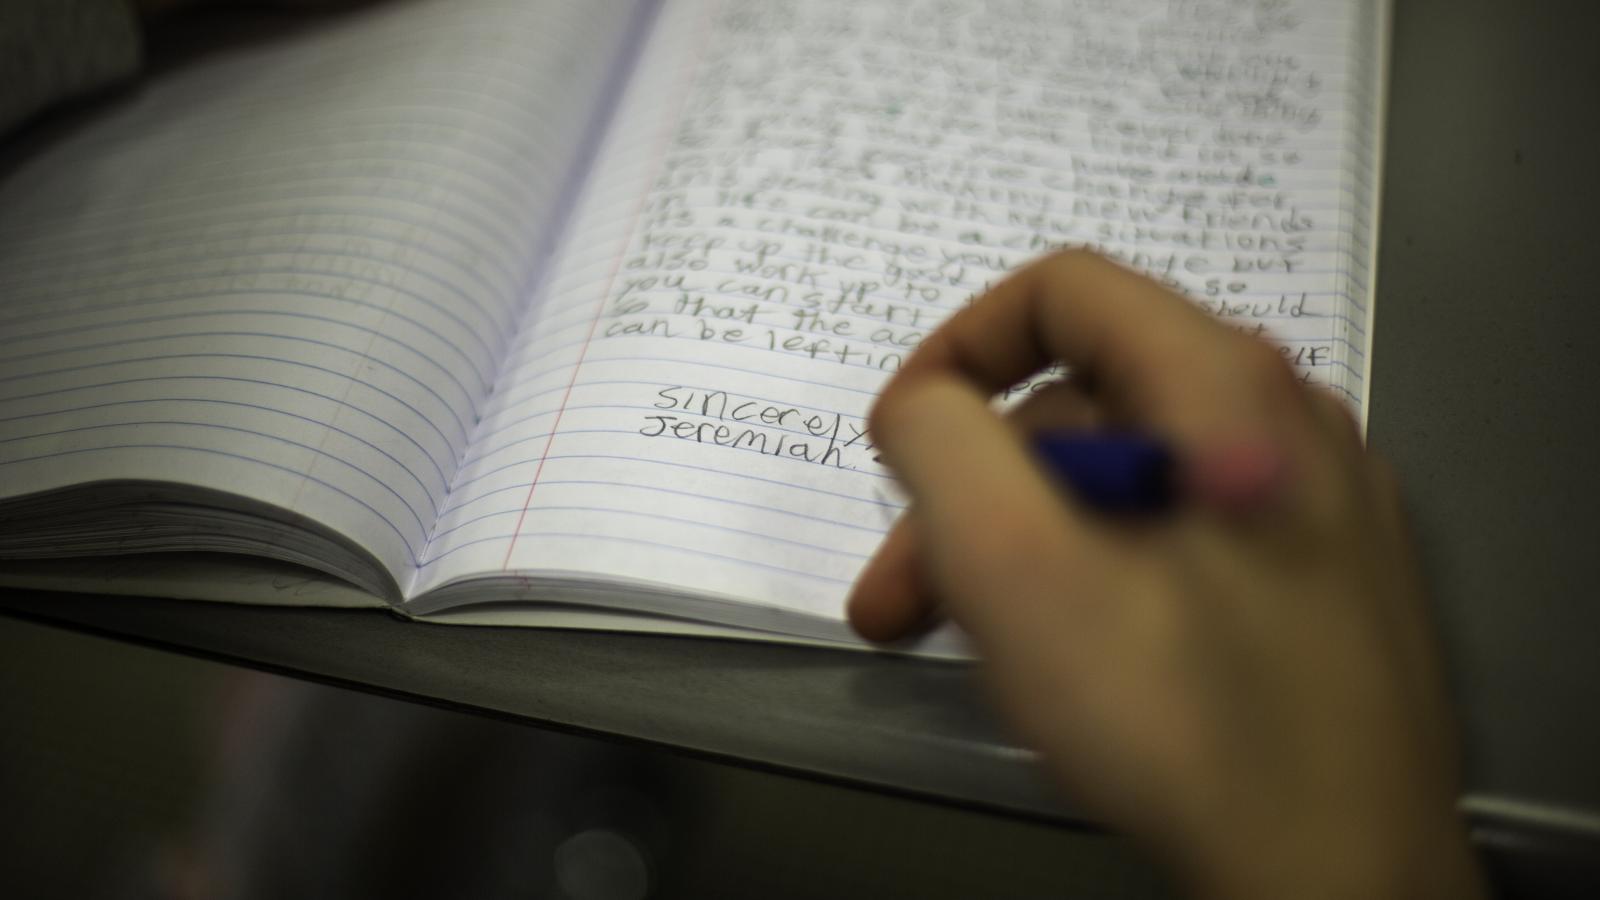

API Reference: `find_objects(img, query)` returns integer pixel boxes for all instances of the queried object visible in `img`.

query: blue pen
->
[1030,431,1175,514]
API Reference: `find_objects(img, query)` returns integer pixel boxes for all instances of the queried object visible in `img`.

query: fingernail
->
[1182,438,1289,515]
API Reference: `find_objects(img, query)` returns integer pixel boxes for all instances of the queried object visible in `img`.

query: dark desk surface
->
[3,0,1599,891]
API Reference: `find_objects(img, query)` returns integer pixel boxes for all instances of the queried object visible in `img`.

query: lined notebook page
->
[414,0,1386,618]
[0,0,639,585]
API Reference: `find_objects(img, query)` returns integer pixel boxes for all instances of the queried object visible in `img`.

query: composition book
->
[0,0,1387,647]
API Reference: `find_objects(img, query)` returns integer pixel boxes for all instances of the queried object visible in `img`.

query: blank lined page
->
[415,0,1386,619]
[0,0,639,584]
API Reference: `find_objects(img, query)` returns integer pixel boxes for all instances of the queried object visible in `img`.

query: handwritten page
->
[412,0,1386,622]
[0,0,640,590]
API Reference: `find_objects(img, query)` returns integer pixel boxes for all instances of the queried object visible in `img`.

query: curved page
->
[0,0,643,588]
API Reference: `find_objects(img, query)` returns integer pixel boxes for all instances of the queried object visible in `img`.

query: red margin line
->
[501,5,717,571]
[497,295,612,570]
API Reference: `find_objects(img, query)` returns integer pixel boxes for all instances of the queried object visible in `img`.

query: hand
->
[848,251,1486,900]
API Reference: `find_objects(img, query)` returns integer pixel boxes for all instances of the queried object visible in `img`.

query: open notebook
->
[0,0,1387,648]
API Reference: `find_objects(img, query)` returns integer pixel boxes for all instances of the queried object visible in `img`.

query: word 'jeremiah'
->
[639,387,872,469]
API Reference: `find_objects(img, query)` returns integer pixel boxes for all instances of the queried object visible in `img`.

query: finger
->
[869,373,1123,654]
[848,379,1103,641]
[888,250,1306,452]
[1005,377,1104,433]
[847,516,923,641]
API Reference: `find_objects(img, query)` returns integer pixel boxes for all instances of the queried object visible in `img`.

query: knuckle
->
[1040,247,1109,280]
[1045,247,1099,267]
